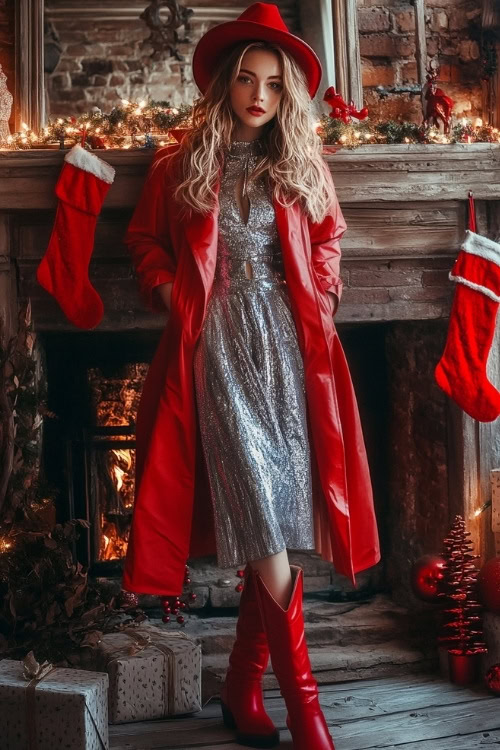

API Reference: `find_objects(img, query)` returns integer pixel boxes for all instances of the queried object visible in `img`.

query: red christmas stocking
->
[36,144,115,329]
[435,228,500,422]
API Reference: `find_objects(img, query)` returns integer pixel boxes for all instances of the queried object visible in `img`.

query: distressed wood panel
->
[12,201,462,329]
[2,144,500,209]
[13,204,464,260]
[15,212,133,259]
[341,202,465,256]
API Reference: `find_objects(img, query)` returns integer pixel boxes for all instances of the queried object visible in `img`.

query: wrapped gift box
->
[93,621,202,724]
[0,657,109,750]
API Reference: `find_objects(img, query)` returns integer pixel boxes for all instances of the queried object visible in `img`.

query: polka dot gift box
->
[0,654,109,750]
[91,621,202,724]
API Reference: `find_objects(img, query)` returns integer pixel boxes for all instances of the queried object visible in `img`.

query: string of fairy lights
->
[0,99,499,150]
[0,99,192,150]
[318,114,500,148]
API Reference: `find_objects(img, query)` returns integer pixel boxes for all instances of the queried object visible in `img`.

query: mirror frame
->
[333,0,362,109]
[15,0,362,132]
[15,0,45,132]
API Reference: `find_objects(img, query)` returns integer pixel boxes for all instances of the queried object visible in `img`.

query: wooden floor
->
[108,672,500,749]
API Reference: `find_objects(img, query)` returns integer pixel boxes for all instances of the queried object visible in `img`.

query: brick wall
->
[45,18,193,117]
[0,0,15,131]
[358,0,483,121]
[45,17,205,118]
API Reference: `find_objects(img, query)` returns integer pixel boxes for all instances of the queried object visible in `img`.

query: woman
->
[122,4,380,749]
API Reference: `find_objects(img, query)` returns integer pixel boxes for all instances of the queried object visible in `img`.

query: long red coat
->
[122,143,381,596]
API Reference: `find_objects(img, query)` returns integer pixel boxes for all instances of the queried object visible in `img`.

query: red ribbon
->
[468,191,476,233]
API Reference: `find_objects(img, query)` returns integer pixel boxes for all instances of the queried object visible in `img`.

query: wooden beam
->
[481,0,500,126]
[446,200,500,565]
[477,200,500,562]
[332,0,362,108]
[412,0,428,120]
[345,0,362,109]
[14,0,45,132]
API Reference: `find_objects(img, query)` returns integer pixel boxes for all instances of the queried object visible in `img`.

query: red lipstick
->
[247,106,265,115]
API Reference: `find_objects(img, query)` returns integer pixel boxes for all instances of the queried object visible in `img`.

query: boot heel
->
[220,698,237,729]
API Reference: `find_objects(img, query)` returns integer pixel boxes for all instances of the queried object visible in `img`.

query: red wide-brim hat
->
[192,2,322,100]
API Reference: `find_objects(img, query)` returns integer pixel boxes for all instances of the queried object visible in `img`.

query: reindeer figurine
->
[323,86,368,124]
[423,61,454,134]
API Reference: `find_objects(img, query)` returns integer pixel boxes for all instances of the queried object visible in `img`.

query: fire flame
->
[111,449,132,492]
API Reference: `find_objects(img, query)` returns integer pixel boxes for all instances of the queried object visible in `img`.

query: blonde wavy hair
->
[161,40,334,224]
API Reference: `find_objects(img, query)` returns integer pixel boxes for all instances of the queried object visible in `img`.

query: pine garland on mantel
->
[318,114,500,149]
[0,98,498,152]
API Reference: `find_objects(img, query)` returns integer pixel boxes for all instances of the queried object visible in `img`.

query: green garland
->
[5,99,192,150]
[318,113,500,149]
[2,97,499,151]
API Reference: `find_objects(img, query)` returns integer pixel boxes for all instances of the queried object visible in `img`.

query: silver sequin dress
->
[193,138,316,568]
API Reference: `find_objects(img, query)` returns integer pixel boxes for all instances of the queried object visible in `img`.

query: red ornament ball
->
[236,569,245,578]
[478,557,500,614]
[235,583,244,592]
[162,615,170,623]
[485,664,500,695]
[410,554,446,601]
[177,615,185,624]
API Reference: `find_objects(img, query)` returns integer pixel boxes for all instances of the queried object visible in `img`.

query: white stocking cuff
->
[64,143,116,184]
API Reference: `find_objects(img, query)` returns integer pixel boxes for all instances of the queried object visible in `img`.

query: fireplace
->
[2,143,499,608]
[40,331,158,577]
[37,316,451,604]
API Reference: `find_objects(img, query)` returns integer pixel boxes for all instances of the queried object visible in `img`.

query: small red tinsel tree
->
[438,515,488,657]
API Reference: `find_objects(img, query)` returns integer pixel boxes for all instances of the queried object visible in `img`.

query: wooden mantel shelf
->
[1,143,500,209]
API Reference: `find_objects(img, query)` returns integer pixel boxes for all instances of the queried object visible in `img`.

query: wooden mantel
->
[1,142,500,206]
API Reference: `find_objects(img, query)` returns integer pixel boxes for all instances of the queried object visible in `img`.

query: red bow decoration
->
[323,86,368,124]
[69,116,106,150]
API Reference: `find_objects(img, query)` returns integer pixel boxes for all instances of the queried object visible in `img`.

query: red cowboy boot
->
[220,564,280,748]
[253,564,336,749]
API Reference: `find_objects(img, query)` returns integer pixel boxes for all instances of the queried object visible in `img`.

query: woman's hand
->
[326,291,339,317]
[154,281,174,312]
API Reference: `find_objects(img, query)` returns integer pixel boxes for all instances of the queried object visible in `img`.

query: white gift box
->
[0,658,109,750]
[92,621,202,724]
